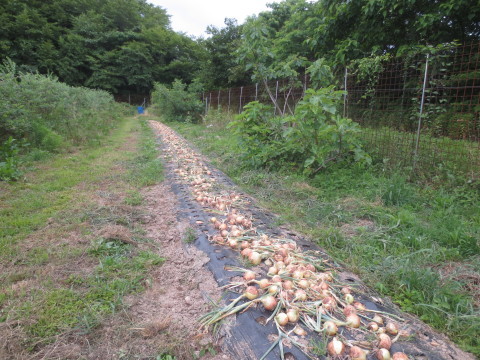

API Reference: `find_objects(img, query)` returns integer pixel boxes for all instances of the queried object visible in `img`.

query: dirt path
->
[149,120,475,360]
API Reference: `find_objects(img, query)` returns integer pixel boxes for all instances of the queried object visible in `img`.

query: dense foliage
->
[0,60,124,180]
[0,0,203,95]
[151,80,203,123]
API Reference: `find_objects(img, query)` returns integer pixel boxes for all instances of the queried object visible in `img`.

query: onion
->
[268,285,279,294]
[231,230,241,237]
[368,322,379,332]
[323,320,338,336]
[298,279,309,289]
[287,308,299,323]
[327,338,345,356]
[343,305,357,316]
[210,217,217,223]
[282,280,294,290]
[353,301,366,311]
[235,216,245,224]
[345,293,354,304]
[292,270,303,279]
[392,353,409,360]
[294,289,307,301]
[346,314,361,328]
[305,263,316,272]
[228,239,237,248]
[350,346,367,360]
[245,286,258,300]
[275,312,288,326]
[271,275,282,284]
[373,315,384,325]
[241,241,250,249]
[221,230,229,237]
[318,281,329,290]
[248,251,262,265]
[261,295,277,311]
[257,278,270,289]
[293,325,307,337]
[322,296,336,311]
[241,248,252,258]
[341,287,351,294]
[268,266,278,276]
[243,271,256,281]
[219,223,228,231]
[377,348,391,360]
[378,333,392,350]
[385,322,398,336]
[275,261,286,270]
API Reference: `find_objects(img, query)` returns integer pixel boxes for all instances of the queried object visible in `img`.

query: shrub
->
[151,79,203,122]
[229,87,371,173]
[0,137,23,181]
[0,59,124,152]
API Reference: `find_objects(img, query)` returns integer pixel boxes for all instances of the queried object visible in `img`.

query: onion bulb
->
[282,280,294,290]
[353,301,366,311]
[286,308,299,323]
[293,325,307,337]
[377,348,391,360]
[210,217,217,223]
[378,333,392,350]
[257,278,270,289]
[343,305,357,316]
[275,312,288,326]
[368,322,379,332]
[243,271,256,281]
[323,320,338,336]
[248,251,262,265]
[346,314,361,328]
[298,279,309,289]
[392,353,409,360]
[350,346,367,360]
[327,337,345,356]
[345,293,354,304]
[261,295,277,311]
[385,322,398,336]
[373,315,384,325]
[245,286,258,300]
[268,266,278,276]
[241,248,252,258]
[294,289,307,301]
[268,285,279,294]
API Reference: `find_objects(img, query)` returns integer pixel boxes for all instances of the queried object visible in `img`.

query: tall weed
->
[0,59,125,154]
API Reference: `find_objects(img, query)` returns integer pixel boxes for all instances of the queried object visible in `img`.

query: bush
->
[151,79,203,122]
[228,87,371,173]
[0,137,23,181]
[0,59,124,152]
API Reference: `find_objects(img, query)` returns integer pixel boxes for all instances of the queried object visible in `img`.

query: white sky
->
[148,0,282,38]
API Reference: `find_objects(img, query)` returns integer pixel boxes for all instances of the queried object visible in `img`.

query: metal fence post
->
[274,81,279,115]
[209,92,212,112]
[343,67,348,118]
[228,88,231,113]
[255,83,258,101]
[413,54,430,170]
[239,86,243,113]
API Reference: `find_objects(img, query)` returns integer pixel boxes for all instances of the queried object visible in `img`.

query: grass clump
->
[166,112,480,356]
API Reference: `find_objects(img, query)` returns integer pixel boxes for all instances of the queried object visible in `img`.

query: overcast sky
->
[148,0,282,37]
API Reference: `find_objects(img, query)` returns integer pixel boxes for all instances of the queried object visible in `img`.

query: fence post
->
[217,90,220,109]
[413,53,430,170]
[274,81,279,115]
[205,97,208,115]
[343,67,348,117]
[209,92,212,112]
[239,86,243,113]
[255,83,258,101]
[228,88,231,113]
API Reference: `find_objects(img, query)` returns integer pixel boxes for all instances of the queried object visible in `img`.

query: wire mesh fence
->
[202,42,480,178]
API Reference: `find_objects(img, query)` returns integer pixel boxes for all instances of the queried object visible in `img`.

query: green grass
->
[165,117,480,356]
[0,116,166,350]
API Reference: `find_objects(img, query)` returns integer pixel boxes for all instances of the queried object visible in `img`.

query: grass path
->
[0,116,165,356]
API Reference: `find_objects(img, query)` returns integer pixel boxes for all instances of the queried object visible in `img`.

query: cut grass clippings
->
[165,116,480,356]
[0,116,165,352]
